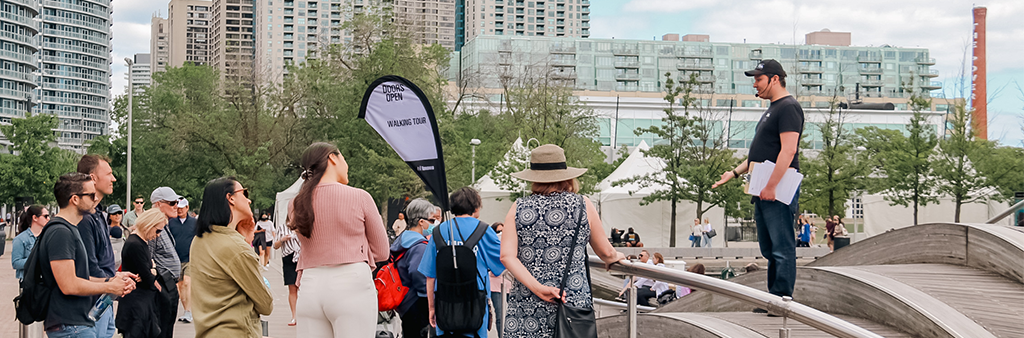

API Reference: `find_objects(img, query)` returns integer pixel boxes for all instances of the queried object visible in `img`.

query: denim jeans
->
[46,324,97,338]
[753,189,799,297]
[95,305,115,338]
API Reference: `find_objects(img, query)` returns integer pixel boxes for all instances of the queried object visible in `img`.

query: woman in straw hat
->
[500,144,625,338]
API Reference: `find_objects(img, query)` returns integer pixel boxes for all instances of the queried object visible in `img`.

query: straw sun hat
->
[511,144,588,183]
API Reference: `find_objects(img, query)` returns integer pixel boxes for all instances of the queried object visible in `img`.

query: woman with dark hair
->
[190,177,273,338]
[288,142,389,337]
[501,144,625,338]
[11,205,48,280]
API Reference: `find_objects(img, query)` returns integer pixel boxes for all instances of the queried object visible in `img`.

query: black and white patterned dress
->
[504,192,592,338]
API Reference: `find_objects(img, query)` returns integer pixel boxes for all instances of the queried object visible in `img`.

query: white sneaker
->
[179,311,193,323]
[263,265,269,271]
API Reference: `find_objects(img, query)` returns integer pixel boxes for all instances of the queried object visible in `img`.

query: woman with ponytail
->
[288,142,389,337]
[11,205,48,280]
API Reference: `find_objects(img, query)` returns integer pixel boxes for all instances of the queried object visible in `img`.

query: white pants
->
[297,263,377,337]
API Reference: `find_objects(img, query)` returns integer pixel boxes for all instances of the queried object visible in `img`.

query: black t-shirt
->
[748,95,805,170]
[39,216,95,328]
[625,232,640,243]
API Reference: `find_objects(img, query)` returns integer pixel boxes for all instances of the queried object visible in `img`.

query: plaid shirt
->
[150,229,181,281]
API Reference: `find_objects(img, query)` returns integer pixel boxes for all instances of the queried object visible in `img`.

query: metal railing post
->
[779,296,793,338]
[627,275,638,338]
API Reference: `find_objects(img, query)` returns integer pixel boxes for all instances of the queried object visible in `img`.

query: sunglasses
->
[74,193,96,200]
[155,229,163,235]
[233,188,249,199]
[134,201,145,204]
[40,214,50,219]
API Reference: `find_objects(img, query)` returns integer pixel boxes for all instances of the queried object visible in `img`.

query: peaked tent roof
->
[475,136,528,193]
[596,140,670,199]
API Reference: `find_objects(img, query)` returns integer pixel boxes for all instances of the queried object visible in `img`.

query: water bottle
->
[87,294,114,322]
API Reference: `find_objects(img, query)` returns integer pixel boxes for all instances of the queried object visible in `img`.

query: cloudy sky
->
[109,0,1024,146]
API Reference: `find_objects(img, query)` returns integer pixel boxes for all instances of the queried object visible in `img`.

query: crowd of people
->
[9,74,810,338]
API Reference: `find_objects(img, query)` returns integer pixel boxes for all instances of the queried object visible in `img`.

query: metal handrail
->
[590,255,885,338]
[593,298,656,312]
[986,199,1024,224]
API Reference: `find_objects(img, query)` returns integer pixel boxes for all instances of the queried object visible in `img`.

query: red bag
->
[375,251,410,312]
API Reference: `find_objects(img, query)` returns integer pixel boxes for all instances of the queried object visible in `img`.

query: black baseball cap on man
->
[744,59,787,78]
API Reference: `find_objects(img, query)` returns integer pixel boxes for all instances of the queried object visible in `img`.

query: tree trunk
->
[954,195,962,223]
[912,199,919,226]
[669,196,678,247]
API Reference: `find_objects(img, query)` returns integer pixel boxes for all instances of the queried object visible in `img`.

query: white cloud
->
[109,0,167,96]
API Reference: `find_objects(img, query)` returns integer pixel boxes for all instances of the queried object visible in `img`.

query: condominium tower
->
[462,0,591,40]
[393,0,457,49]
[151,16,170,73]
[168,0,213,67]
[210,0,256,82]
[255,0,345,82]
[39,0,113,150]
[130,53,152,94]
[0,0,38,126]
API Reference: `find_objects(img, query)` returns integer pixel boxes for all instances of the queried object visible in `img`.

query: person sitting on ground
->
[676,263,706,298]
[609,228,623,247]
[651,253,675,305]
[624,227,643,247]
[744,263,760,273]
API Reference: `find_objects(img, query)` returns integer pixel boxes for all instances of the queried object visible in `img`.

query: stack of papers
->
[745,161,803,205]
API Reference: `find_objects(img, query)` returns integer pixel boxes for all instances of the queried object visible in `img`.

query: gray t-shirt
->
[39,217,95,328]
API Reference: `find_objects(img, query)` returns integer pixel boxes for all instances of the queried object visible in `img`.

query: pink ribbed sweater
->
[290,182,389,272]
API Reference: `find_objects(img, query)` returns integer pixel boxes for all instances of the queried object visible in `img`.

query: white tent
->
[862,195,1013,237]
[595,141,725,247]
[475,137,528,224]
[274,178,304,233]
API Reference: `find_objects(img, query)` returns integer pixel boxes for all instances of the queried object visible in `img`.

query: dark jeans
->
[753,190,799,297]
[401,297,430,338]
[490,291,503,337]
[636,286,657,307]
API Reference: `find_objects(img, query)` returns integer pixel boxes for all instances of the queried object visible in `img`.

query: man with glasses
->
[150,187,183,338]
[40,173,137,338]
[123,196,145,229]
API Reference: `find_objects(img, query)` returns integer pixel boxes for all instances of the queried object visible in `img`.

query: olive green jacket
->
[190,225,273,338]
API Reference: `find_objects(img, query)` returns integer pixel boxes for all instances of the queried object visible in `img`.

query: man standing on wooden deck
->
[713,59,804,309]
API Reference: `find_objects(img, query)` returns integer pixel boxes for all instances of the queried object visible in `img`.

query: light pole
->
[124,57,133,208]
[470,138,481,183]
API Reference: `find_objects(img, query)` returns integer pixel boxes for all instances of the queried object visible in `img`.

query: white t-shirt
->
[256,220,275,241]
[691,224,703,237]
[703,222,712,232]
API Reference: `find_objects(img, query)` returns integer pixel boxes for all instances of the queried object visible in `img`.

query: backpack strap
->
[463,220,488,249]
[432,226,447,248]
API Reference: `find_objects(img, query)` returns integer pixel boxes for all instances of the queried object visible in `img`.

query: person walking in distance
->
[713,59,804,311]
[256,214,274,270]
[289,142,389,337]
[75,154,120,338]
[40,173,137,338]
[690,219,703,247]
[274,214,301,326]
[149,187,182,338]
[702,218,713,248]
[168,198,197,323]
[123,196,145,230]
[392,212,408,236]
[190,177,273,337]
[116,209,170,338]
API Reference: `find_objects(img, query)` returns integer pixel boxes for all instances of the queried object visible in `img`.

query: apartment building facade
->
[0,0,39,125]
[168,0,213,67]
[463,0,590,41]
[38,0,113,150]
[130,53,152,94]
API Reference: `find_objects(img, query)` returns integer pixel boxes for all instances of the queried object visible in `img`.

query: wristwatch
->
[731,169,740,177]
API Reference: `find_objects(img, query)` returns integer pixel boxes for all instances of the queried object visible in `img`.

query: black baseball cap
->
[745,59,787,78]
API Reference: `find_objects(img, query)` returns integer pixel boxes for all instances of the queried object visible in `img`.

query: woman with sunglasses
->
[190,177,272,338]
[11,205,48,280]
[116,209,169,337]
[289,142,389,337]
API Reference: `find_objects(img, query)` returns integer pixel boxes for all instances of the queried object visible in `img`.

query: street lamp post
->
[124,57,133,208]
[470,138,481,184]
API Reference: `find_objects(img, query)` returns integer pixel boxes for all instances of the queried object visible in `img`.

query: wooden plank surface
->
[857,264,1024,338]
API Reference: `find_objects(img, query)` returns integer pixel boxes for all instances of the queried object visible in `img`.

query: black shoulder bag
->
[554,198,597,338]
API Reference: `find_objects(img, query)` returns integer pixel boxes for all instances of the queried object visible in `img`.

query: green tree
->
[614,73,744,246]
[857,93,938,225]
[933,103,992,222]
[799,96,867,218]
[0,113,78,206]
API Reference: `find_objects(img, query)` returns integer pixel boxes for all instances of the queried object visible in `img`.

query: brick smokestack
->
[972,7,987,140]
